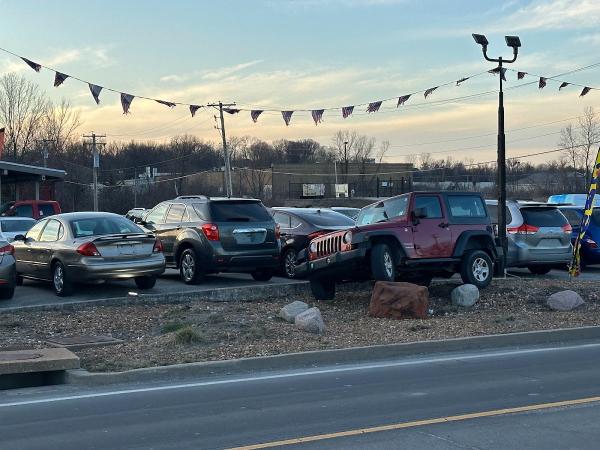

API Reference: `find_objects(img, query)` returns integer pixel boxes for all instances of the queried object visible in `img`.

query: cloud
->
[160,60,263,83]
[495,0,600,31]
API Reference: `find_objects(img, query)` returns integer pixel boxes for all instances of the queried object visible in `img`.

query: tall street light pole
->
[472,33,521,276]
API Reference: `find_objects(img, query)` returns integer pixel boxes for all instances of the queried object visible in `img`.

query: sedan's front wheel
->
[53,261,74,297]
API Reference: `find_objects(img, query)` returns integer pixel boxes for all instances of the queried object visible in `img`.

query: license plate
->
[118,244,135,255]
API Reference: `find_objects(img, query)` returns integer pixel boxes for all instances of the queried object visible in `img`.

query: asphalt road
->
[0,269,304,310]
[2,341,600,449]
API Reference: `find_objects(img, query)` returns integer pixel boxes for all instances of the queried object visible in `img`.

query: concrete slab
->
[45,335,124,351]
[0,348,80,376]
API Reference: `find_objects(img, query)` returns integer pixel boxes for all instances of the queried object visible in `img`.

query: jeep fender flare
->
[358,231,407,263]
[452,231,498,259]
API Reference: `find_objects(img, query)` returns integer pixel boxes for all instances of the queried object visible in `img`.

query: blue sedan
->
[558,206,600,267]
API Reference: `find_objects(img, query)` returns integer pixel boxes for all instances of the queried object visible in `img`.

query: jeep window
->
[414,196,442,219]
[209,201,272,222]
[448,195,487,218]
[356,195,408,226]
[15,204,34,217]
[487,204,513,224]
[39,203,56,217]
[520,207,568,227]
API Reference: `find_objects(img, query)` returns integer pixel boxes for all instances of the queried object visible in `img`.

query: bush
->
[161,321,189,334]
[174,326,205,345]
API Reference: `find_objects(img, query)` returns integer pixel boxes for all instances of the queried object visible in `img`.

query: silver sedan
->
[13,212,166,296]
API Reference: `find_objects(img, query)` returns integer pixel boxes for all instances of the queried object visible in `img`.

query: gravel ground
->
[1,278,599,372]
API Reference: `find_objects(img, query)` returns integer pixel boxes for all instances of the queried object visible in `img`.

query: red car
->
[298,191,500,300]
[0,200,61,220]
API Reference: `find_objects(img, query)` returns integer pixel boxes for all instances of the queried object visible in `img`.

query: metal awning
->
[0,161,66,182]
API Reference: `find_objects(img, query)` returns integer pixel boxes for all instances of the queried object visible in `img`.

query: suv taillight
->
[77,242,100,256]
[202,223,220,241]
[275,224,281,240]
[507,224,539,235]
[562,224,572,233]
[153,239,163,253]
[0,244,14,256]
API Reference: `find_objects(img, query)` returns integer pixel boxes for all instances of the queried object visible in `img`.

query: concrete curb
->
[65,325,600,386]
[0,281,309,313]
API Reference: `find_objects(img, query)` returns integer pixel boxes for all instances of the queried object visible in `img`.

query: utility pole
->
[208,101,236,197]
[83,132,106,211]
[134,166,138,208]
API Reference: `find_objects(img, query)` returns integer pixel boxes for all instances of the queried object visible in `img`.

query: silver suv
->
[486,200,572,274]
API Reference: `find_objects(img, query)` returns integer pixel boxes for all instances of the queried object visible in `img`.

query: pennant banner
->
[424,86,438,99]
[569,148,600,277]
[250,110,263,123]
[54,72,69,87]
[121,93,134,114]
[366,101,382,113]
[397,94,411,107]
[224,108,240,114]
[189,105,202,117]
[456,77,469,86]
[517,71,527,80]
[88,83,103,105]
[489,67,506,81]
[282,110,293,126]
[539,77,547,89]
[342,105,354,119]
[21,57,41,72]
[311,109,324,125]
[559,82,569,90]
[156,99,176,108]
[581,87,592,97]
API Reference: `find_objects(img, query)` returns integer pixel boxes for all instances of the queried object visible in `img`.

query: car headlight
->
[309,241,318,253]
[343,231,352,244]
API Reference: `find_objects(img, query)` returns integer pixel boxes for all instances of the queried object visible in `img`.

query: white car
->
[0,217,36,242]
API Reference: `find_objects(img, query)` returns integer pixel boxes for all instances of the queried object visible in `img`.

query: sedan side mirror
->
[13,234,26,242]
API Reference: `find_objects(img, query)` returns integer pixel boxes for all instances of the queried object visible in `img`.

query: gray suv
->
[142,196,280,283]
[486,200,572,274]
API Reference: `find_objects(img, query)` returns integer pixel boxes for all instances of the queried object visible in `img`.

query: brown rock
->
[369,281,429,320]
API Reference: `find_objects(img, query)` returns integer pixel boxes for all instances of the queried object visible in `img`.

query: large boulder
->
[451,284,480,308]
[546,290,585,311]
[369,281,428,320]
[295,307,326,334]
[279,301,309,323]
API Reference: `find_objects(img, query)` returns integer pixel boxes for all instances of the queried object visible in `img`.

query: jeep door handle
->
[438,223,449,228]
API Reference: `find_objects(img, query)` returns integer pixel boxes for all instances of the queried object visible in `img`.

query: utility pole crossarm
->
[83,132,106,212]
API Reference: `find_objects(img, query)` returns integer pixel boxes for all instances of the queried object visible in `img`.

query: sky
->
[2,0,600,165]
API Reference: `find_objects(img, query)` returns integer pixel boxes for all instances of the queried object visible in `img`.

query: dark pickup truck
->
[298,191,501,300]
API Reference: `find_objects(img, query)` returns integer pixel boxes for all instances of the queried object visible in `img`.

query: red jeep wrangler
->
[298,191,500,300]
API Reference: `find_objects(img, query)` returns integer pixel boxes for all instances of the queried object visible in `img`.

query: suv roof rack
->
[175,195,209,200]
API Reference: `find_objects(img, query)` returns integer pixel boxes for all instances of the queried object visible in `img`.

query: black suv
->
[142,196,280,283]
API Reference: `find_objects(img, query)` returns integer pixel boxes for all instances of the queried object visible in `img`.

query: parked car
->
[0,217,36,242]
[486,200,572,274]
[141,196,280,283]
[126,207,147,224]
[329,207,360,220]
[0,237,16,299]
[12,212,165,296]
[558,205,600,267]
[298,192,499,300]
[0,200,61,220]
[271,207,355,278]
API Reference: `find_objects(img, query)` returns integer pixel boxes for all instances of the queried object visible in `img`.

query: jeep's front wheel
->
[460,250,493,288]
[371,243,396,281]
[309,277,336,301]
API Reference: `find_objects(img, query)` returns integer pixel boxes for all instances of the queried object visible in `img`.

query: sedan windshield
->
[356,195,409,226]
[70,216,144,238]
[294,210,355,227]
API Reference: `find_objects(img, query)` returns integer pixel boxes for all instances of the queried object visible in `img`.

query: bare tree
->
[577,106,600,187]
[558,123,581,191]
[0,73,49,159]
[42,99,83,153]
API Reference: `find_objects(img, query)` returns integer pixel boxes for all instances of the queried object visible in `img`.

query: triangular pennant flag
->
[53,72,69,87]
[342,106,354,119]
[189,105,202,117]
[366,101,382,113]
[488,67,500,75]
[580,86,592,97]
[282,110,294,126]
[500,68,507,81]
[397,94,411,107]
[456,77,469,86]
[539,77,547,89]
[224,108,240,114]
[88,83,103,105]
[311,109,324,125]
[250,110,263,123]
[488,67,506,81]
[21,57,41,72]
[424,86,438,99]
[517,71,527,80]
[559,82,569,90]
[156,99,176,108]
[120,93,134,114]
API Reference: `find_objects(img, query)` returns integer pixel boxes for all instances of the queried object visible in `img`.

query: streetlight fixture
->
[472,33,521,276]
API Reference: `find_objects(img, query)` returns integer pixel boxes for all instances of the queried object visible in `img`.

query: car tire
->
[309,277,336,301]
[52,261,74,297]
[0,287,14,300]
[460,250,493,288]
[527,265,552,275]
[179,248,204,284]
[282,248,298,279]
[251,269,274,282]
[134,276,157,290]
[371,243,396,281]
[15,274,23,286]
